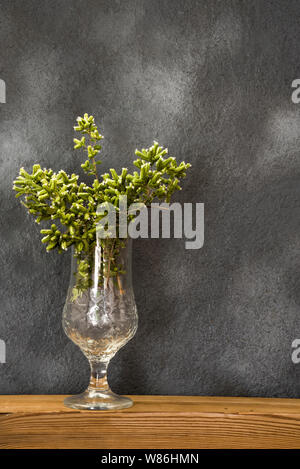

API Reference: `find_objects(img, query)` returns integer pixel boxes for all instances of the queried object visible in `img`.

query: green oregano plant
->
[13,114,191,298]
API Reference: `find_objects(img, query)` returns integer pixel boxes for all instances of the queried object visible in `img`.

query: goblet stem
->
[88,360,110,392]
[63,356,133,410]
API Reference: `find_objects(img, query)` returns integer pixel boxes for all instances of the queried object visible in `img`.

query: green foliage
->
[13,114,191,297]
[74,113,103,178]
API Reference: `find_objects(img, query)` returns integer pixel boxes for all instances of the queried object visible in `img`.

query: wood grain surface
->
[1,395,300,448]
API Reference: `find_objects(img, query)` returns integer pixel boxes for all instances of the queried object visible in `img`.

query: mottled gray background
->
[1,0,300,397]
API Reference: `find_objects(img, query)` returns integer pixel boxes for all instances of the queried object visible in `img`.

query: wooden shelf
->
[1,395,300,448]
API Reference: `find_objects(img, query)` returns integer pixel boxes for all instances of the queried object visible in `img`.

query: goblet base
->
[64,389,133,410]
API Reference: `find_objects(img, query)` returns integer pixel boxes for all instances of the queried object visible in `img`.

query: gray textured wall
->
[1,0,300,397]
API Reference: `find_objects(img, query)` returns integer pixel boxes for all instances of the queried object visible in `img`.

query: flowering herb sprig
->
[13,114,191,296]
